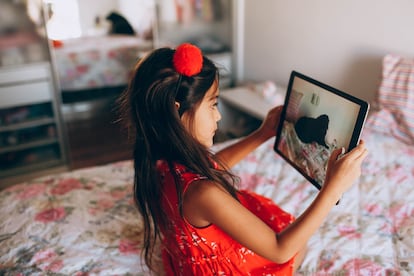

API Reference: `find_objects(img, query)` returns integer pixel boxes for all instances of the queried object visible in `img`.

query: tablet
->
[274,71,370,189]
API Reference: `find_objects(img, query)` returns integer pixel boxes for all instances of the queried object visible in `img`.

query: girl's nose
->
[216,110,222,122]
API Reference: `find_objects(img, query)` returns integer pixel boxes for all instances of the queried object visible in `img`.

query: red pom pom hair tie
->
[172,43,203,99]
[173,43,203,77]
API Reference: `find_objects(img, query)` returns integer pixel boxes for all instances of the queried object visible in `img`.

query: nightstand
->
[216,85,287,142]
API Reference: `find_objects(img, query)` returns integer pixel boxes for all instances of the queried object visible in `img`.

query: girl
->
[117,43,368,275]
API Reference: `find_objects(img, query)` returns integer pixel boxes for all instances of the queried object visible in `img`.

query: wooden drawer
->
[0,80,52,109]
[0,62,50,85]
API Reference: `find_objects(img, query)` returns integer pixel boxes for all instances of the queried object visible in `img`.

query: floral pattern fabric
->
[54,35,151,91]
[0,111,413,275]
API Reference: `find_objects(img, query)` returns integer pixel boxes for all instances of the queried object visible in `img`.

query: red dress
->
[157,160,296,276]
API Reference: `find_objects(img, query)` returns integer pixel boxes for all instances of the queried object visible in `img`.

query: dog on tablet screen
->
[294,114,330,149]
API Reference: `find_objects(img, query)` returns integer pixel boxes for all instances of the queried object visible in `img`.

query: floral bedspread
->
[1,112,414,275]
[54,35,152,91]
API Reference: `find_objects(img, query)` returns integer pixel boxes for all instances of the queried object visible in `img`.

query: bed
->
[53,35,152,92]
[1,54,414,275]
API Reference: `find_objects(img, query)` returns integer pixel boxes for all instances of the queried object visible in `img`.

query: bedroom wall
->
[118,0,154,37]
[77,0,118,34]
[241,0,414,103]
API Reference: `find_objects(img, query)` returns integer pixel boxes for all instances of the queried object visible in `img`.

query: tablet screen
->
[274,71,370,189]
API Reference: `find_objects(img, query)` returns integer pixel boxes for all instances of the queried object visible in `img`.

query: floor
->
[62,94,133,170]
[61,92,261,168]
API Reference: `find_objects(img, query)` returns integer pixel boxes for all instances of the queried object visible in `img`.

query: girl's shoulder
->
[156,159,207,186]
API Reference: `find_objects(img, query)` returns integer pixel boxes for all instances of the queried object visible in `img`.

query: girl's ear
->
[175,101,180,110]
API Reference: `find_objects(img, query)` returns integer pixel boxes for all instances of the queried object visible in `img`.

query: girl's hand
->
[323,140,368,200]
[215,105,284,168]
[257,106,284,140]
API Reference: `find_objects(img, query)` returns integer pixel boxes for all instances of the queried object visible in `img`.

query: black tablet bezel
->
[274,71,370,190]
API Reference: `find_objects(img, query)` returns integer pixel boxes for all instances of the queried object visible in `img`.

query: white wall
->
[242,0,414,103]
[118,0,155,37]
[77,0,118,34]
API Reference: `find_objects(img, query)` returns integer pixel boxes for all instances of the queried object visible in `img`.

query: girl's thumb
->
[330,147,345,163]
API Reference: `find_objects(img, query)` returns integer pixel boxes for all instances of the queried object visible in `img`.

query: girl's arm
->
[184,140,368,264]
[215,106,282,168]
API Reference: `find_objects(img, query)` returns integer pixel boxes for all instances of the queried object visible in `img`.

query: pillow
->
[374,54,414,145]
[365,109,411,143]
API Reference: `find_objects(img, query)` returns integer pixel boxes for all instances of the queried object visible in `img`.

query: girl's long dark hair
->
[117,47,239,271]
